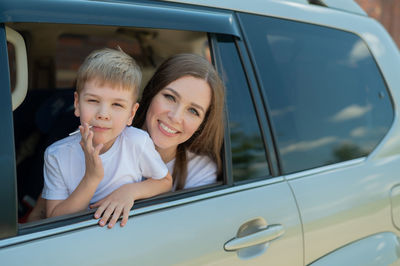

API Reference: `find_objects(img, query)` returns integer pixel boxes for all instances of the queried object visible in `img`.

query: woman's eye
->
[163,93,175,102]
[87,99,98,103]
[188,108,200,117]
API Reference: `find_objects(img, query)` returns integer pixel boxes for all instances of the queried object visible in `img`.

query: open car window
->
[10,22,212,228]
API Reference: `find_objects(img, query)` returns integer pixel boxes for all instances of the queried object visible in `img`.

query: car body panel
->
[287,157,400,264]
[310,232,400,266]
[0,180,303,265]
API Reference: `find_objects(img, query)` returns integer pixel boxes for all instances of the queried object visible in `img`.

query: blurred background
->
[355,0,400,48]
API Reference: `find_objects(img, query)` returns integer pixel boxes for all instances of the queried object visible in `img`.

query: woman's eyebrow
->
[164,87,206,113]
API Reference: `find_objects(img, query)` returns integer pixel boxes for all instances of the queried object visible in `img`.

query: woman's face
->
[145,75,212,159]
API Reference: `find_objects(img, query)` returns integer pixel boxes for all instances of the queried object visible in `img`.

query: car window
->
[7,42,15,91]
[215,35,270,182]
[239,13,394,174]
[8,22,210,225]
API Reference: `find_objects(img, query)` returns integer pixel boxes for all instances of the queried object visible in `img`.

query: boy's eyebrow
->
[164,87,206,114]
[83,92,130,103]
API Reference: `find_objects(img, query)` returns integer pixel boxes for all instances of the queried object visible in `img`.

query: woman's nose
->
[168,106,184,124]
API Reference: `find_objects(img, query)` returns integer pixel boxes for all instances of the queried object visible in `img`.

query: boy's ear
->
[127,102,140,126]
[74,92,80,117]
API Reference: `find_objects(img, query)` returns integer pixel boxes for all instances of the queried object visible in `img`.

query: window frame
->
[0,0,247,241]
[211,33,278,184]
[0,24,18,239]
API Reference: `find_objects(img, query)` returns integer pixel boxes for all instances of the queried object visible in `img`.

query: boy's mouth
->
[93,125,110,132]
[68,125,93,136]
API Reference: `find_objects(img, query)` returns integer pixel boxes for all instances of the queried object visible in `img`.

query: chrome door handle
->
[224,224,285,251]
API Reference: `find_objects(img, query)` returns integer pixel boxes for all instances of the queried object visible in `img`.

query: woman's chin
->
[154,139,177,151]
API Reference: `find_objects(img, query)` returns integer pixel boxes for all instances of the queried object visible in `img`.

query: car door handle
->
[224,224,285,251]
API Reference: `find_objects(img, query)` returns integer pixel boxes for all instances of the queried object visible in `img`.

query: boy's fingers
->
[108,206,123,229]
[90,199,103,209]
[94,200,109,219]
[94,143,103,156]
[86,131,94,148]
[99,203,116,226]
[90,202,100,209]
[120,207,130,227]
[82,123,90,139]
[79,125,84,135]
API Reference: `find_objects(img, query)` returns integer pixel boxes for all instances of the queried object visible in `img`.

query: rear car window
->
[239,13,393,174]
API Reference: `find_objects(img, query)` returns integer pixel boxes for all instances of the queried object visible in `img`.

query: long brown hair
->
[133,54,225,190]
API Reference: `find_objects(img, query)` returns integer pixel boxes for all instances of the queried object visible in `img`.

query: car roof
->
[161,0,367,16]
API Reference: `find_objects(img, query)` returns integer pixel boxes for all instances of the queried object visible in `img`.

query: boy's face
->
[74,79,139,154]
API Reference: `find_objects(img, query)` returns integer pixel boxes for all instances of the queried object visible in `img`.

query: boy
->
[42,48,172,228]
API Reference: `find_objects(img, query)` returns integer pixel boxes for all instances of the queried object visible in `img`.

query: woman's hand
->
[80,123,104,181]
[90,184,135,228]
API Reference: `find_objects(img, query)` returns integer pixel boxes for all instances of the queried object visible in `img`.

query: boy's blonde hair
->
[76,48,141,99]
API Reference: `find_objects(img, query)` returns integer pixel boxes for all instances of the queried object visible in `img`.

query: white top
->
[167,151,217,190]
[42,127,168,204]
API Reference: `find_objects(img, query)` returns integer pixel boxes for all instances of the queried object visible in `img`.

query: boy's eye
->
[87,99,98,103]
[113,103,124,108]
[163,93,175,102]
[188,107,200,117]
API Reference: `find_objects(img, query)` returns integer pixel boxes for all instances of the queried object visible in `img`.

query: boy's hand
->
[80,123,104,181]
[90,184,135,228]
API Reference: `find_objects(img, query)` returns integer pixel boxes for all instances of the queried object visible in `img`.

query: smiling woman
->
[133,53,225,190]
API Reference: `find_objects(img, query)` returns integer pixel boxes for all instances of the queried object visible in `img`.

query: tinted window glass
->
[7,42,15,91]
[239,14,393,173]
[216,35,270,181]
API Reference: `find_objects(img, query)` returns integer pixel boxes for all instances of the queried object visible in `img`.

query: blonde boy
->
[42,48,172,227]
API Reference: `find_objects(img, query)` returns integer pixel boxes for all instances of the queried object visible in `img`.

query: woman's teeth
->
[160,122,177,134]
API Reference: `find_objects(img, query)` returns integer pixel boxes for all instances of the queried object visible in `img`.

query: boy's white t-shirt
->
[166,152,217,190]
[42,127,168,204]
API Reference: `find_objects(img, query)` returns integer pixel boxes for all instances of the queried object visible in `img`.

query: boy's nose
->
[97,105,111,120]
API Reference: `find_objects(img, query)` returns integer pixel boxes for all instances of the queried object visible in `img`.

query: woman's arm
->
[90,172,172,228]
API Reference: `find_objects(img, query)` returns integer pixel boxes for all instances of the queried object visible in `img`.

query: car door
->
[0,1,303,265]
[238,9,400,265]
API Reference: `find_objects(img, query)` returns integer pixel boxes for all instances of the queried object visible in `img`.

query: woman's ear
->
[74,92,80,118]
[127,102,140,126]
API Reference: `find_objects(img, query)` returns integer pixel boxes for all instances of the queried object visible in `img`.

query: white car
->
[1,0,400,265]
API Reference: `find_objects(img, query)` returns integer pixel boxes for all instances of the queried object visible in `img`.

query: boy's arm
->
[47,123,104,217]
[46,176,101,217]
[90,172,172,228]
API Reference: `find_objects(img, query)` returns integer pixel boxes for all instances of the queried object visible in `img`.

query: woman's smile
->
[158,120,179,135]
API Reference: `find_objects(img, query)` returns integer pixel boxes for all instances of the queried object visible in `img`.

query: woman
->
[28,53,225,227]
[134,53,225,190]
